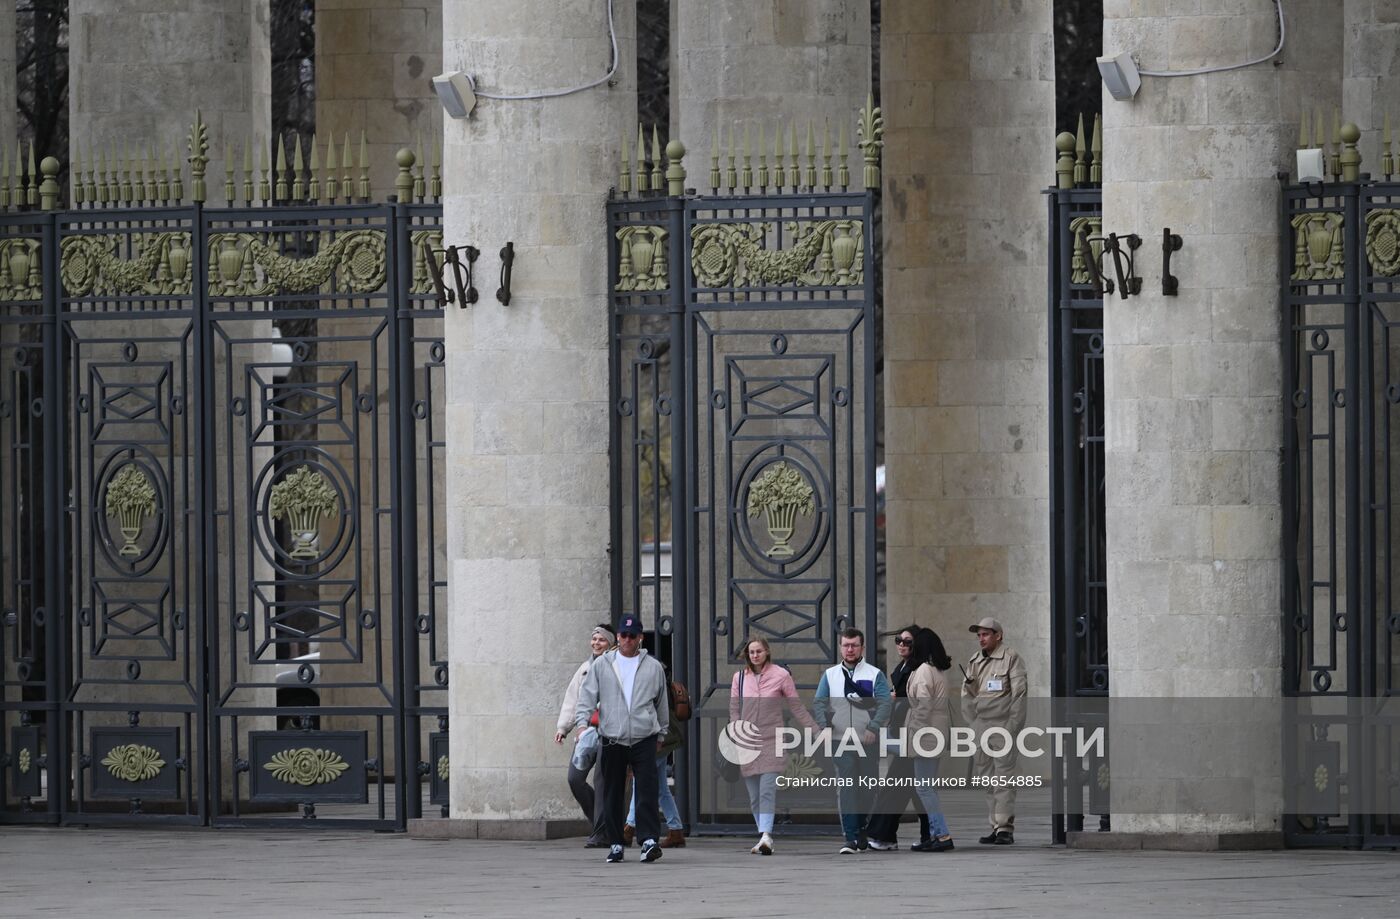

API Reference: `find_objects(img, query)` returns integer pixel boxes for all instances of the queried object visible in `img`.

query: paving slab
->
[1,826,1396,919]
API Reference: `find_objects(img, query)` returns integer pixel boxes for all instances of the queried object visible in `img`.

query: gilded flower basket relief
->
[745,462,815,559]
[269,466,341,560]
[104,464,157,558]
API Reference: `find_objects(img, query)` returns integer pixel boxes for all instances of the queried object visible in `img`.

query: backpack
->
[668,679,692,722]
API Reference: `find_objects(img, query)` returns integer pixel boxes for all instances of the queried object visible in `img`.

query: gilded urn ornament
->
[1290,212,1345,281]
[1069,216,1103,285]
[615,225,669,291]
[0,239,39,300]
[264,747,350,786]
[828,221,861,284]
[101,743,166,782]
[215,235,249,294]
[787,220,865,286]
[268,465,341,560]
[105,463,157,558]
[746,461,815,559]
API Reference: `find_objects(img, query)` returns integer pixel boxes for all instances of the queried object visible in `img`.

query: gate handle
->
[427,244,479,308]
[1078,234,1113,297]
[1105,233,1142,299]
[1162,228,1183,296]
[497,242,515,306]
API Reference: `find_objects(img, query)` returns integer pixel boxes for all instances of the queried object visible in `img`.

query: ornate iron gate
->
[608,115,881,827]
[1282,131,1400,848]
[1047,121,1110,842]
[0,130,448,828]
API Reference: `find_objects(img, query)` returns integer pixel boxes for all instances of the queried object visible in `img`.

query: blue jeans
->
[744,772,778,834]
[912,756,952,838]
[627,755,683,831]
[832,744,879,843]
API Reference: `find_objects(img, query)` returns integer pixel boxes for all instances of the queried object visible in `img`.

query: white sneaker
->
[758,832,773,855]
[867,838,898,851]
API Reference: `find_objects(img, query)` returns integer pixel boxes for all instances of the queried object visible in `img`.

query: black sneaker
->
[978,832,999,845]
[932,837,956,852]
[639,839,663,863]
[606,844,624,863]
[856,833,870,851]
[993,831,1014,845]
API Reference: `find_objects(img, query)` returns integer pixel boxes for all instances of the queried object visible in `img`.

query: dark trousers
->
[865,752,930,843]
[566,759,606,841]
[600,734,659,847]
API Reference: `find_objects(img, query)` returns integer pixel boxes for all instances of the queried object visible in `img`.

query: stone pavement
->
[1,825,1396,919]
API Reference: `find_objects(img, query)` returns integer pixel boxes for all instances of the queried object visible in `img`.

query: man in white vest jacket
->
[814,627,893,854]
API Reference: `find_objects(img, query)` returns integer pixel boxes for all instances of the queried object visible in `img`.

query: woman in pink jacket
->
[730,637,822,855]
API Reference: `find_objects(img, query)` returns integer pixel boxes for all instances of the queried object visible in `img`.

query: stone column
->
[1343,0,1400,168]
[68,0,271,203]
[674,0,870,177]
[316,0,442,200]
[0,4,15,147]
[437,0,634,835]
[881,2,1056,692]
[1101,0,1341,838]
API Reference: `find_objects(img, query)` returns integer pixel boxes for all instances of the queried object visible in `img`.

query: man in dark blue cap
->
[575,612,671,864]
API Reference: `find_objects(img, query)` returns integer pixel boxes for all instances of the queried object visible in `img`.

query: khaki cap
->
[968,617,1004,634]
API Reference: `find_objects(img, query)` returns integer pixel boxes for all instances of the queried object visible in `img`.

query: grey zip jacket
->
[574,648,670,745]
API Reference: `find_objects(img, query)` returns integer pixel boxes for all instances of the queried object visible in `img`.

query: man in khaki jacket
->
[960,617,1027,844]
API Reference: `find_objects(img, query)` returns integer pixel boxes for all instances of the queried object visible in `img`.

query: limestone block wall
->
[1101,0,1342,833]
[675,0,871,165]
[69,0,271,180]
[881,1,1056,692]
[316,0,442,200]
[442,0,634,824]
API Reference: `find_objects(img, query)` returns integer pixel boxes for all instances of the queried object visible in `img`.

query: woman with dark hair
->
[905,627,956,852]
[865,625,930,851]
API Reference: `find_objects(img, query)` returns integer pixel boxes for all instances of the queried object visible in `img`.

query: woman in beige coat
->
[554,624,614,846]
[904,627,956,851]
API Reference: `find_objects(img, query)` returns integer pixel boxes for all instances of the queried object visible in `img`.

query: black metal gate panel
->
[609,159,878,828]
[0,188,447,828]
[1047,146,1110,841]
[59,207,204,823]
[1282,174,1400,849]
